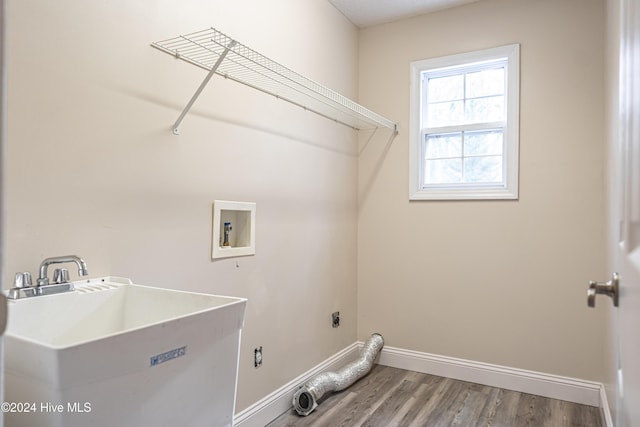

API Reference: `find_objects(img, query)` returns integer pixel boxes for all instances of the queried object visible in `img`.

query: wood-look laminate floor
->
[267,365,602,427]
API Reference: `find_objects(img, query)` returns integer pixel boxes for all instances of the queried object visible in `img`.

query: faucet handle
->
[14,272,32,288]
[53,268,70,284]
[14,273,23,288]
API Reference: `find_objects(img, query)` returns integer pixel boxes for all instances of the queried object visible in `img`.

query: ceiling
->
[328,0,480,28]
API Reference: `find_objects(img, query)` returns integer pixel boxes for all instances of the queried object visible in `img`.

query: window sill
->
[409,186,518,201]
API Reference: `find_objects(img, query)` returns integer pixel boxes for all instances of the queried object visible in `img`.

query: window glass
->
[463,156,502,183]
[464,130,503,156]
[425,133,462,159]
[466,68,504,98]
[425,159,462,184]
[426,100,464,127]
[464,95,504,123]
[427,74,464,103]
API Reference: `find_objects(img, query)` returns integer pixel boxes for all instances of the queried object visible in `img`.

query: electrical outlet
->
[332,311,340,328]
[254,346,263,368]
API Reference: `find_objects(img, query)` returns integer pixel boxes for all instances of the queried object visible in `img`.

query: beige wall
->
[357,0,608,381]
[6,0,359,411]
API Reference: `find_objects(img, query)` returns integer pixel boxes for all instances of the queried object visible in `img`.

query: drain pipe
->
[293,333,384,417]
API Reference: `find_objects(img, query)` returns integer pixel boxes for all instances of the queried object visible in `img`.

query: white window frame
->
[409,44,520,200]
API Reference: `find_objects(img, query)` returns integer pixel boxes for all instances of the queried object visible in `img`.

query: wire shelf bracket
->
[151,27,398,135]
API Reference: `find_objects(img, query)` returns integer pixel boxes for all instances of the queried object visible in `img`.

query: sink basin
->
[4,277,247,427]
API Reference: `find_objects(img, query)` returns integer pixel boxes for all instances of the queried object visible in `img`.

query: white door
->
[605,0,640,425]
[0,0,5,424]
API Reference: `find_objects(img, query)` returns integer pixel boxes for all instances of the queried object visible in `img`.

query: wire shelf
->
[151,27,398,133]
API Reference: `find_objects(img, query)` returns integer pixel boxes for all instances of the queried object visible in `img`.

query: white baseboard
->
[599,384,614,427]
[233,342,360,427]
[374,343,613,426]
[374,344,601,406]
[234,341,613,426]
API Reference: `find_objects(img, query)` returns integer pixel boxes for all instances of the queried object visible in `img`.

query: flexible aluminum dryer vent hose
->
[292,333,384,417]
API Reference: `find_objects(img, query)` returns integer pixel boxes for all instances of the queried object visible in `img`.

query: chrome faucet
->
[8,255,88,299]
[37,255,88,287]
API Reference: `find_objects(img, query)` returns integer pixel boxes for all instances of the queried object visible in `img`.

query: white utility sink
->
[4,276,247,427]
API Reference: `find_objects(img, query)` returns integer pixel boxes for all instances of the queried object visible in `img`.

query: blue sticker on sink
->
[150,346,187,367]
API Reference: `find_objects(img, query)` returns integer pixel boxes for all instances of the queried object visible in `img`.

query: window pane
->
[425,133,462,159]
[463,156,502,183]
[424,158,462,184]
[466,68,505,98]
[427,100,464,127]
[465,95,504,123]
[427,74,464,102]
[464,130,503,156]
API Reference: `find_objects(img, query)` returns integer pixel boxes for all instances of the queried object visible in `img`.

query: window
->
[409,44,520,200]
